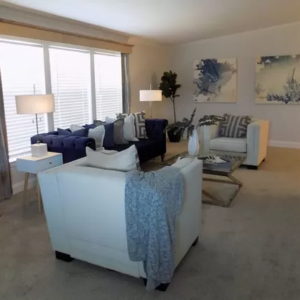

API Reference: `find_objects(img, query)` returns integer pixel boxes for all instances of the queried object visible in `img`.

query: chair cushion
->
[210,137,247,153]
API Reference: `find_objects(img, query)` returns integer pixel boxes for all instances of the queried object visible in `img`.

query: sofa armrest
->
[246,119,269,166]
[199,123,220,153]
[31,132,58,144]
[31,134,96,163]
[145,119,168,140]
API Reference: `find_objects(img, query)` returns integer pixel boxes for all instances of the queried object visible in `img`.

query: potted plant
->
[170,108,225,155]
[159,71,182,142]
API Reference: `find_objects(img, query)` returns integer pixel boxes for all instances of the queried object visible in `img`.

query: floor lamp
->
[139,87,162,118]
[15,94,55,157]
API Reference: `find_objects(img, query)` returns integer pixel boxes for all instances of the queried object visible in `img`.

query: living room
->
[0,1,300,299]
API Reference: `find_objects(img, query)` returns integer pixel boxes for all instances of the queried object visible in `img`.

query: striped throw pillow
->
[219,114,251,138]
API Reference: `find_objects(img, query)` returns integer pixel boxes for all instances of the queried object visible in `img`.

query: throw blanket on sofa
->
[125,167,184,290]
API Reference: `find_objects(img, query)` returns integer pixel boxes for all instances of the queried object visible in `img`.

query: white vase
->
[188,129,199,156]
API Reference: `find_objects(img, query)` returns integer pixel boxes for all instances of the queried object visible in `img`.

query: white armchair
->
[200,119,269,169]
[38,157,203,289]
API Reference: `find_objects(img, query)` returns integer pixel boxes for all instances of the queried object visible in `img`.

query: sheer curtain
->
[0,68,12,201]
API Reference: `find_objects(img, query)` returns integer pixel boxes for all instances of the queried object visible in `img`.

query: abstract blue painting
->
[193,58,237,103]
[256,55,300,104]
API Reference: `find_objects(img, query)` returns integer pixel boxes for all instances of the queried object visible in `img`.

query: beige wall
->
[169,22,300,148]
[128,37,171,120]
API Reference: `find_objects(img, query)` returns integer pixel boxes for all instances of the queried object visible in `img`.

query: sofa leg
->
[160,154,165,162]
[55,251,73,262]
[142,278,170,291]
[192,237,199,246]
[247,165,258,170]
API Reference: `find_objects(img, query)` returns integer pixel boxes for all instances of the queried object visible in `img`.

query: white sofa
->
[200,119,269,169]
[38,157,203,287]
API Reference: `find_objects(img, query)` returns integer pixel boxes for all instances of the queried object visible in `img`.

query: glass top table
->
[163,151,246,207]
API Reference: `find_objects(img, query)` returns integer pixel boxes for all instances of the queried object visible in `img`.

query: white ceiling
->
[2,0,300,44]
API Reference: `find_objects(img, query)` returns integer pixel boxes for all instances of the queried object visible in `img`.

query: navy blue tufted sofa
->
[31,119,168,164]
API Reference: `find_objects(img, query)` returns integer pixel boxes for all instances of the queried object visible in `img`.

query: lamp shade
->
[139,90,162,102]
[16,94,55,114]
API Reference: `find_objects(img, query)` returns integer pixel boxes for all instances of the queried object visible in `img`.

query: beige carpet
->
[1,146,300,300]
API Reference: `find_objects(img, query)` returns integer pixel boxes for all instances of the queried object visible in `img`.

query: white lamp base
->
[31,143,48,157]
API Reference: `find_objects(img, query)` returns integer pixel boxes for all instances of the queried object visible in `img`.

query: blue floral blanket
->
[125,167,184,290]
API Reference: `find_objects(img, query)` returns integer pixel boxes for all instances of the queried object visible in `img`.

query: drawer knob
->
[49,162,52,164]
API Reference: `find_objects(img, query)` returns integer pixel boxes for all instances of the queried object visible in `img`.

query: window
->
[0,40,46,161]
[94,52,122,120]
[0,37,124,161]
[50,47,91,129]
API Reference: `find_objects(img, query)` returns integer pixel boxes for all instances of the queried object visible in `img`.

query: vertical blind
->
[94,52,122,120]
[50,47,91,129]
[0,40,46,161]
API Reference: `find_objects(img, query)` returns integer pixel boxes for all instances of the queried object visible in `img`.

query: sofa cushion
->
[107,115,138,142]
[210,137,247,153]
[71,124,105,150]
[88,125,105,150]
[219,114,251,138]
[105,117,128,145]
[57,128,71,135]
[84,123,114,148]
[58,128,88,137]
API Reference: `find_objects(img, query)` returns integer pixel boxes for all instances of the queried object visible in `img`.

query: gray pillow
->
[112,118,128,145]
[219,114,251,138]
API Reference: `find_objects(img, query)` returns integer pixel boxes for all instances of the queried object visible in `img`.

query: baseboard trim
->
[268,140,300,149]
[12,177,36,195]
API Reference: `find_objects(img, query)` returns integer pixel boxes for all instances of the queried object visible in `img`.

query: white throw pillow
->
[70,124,83,132]
[105,115,138,142]
[123,115,139,142]
[86,145,139,172]
[88,125,105,150]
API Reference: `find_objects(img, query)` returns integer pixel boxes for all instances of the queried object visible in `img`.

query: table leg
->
[36,178,43,214]
[227,174,243,186]
[23,173,29,207]
[202,173,243,207]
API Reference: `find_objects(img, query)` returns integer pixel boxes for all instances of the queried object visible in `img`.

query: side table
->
[16,152,63,213]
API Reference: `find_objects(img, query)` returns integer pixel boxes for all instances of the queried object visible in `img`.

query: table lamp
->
[15,94,55,157]
[139,87,162,118]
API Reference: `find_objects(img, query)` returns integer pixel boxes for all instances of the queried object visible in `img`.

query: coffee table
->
[163,152,246,207]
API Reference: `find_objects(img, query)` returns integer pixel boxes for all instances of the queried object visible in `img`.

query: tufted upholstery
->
[31,119,168,164]
[31,133,96,163]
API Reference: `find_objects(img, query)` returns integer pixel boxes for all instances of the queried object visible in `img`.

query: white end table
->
[16,152,63,213]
